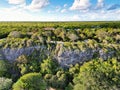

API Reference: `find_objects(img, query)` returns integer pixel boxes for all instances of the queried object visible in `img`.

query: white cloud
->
[70,10,120,21]
[3,0,120,21]
[116,10,120,14]
[48,10,52,13]
[26,0,49,11]
[0,9,120,21]
[7,0,49,11]
[0,7,62,21]
[56,6,61,12]
[72,15,80,20]
[96,0,104,9]
[0,7,37,21]
[61,9,67,13]
[8,0,25,5]
[64,4,68,8]
[70,0,91,10]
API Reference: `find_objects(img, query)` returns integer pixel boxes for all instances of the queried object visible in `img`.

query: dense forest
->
[0,22,120,90]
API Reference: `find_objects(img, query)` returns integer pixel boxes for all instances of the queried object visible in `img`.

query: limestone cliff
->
[0,43,118,67]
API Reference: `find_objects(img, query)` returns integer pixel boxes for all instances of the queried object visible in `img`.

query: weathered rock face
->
[0,45,117,67]
[57,49,97,67]
[56,48,116,67]
[0,46,44,62]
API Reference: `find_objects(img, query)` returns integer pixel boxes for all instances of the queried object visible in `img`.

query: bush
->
[16,54,40,75]
[40,58,58,75]
[73,58,120,90]
[13,73,47,90]
[0,77,13,90]
[68,33,79,42]
[44,70,68,89]
[0,60,10,77]
[8,31,22,38]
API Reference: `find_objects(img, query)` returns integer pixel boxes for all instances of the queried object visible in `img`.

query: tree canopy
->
[13,73,47,90]
[73,58,120,90]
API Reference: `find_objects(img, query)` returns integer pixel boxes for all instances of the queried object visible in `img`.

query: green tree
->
[0,60,11,77]
[16,55,29,75]
[0,77,13,90]
[68,33,79,42]
[13,73,47,90]
[73,58,120,90]
[8,31,22,38]
[69,64,80,75]
[65,83,73,90]
[44,70,68,89]
[16,53,40,75]
[40,58,58,75]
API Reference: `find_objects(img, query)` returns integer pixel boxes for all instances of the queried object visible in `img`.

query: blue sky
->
[0,0,120,21]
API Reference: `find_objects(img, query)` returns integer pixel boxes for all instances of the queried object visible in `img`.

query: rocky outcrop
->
[0,44,117,67]
[56,44,117,67]
[56,48,115,67]
[57,49,96,67]
[0,46,45,62]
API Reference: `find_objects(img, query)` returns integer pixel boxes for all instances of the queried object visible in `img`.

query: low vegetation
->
[0,22,120,90]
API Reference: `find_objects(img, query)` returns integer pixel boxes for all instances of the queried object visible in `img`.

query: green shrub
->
[40,57,58,75]
[0,60,11,77]
[0,77,13,90]
[44,70,68,89]
[73,58,120,90]
[16,54,40,75]
[68,33,79,42]
[13,73,47,90]
[8,31,22,38]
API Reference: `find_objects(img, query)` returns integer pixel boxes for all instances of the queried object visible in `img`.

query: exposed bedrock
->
[56,48,115,67]
[0,45,117,67]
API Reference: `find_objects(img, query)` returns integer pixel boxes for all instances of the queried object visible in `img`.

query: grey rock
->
[0,44,117,67]
[0,46,42,62]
